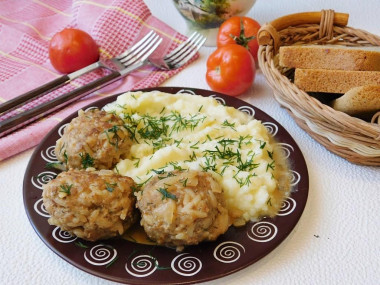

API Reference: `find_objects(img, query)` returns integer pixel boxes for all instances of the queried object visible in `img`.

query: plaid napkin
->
[0,0,197,161]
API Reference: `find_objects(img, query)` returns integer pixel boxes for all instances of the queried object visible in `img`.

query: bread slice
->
[279,45,380,71]
[294,68,380,93]
[331,85,380,117]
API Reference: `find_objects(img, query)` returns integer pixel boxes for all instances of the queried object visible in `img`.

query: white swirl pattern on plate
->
[290,170,301,187]
[33,198,50,217]
[277,197,297,216]
[125,255,158,277]
[238,106,255,117]
[31,171,57,190]
[247,221,278,242]
[85,106,98,112]
[263,122,279,136]
[171,253,202,276]
[58,123,68,137]
[209,94,226,105]
[176,89,196,95]
[276,143,294,159]
[84,244,117,266]
[40,145,57,163]
[52,227,77,243]
[213,241,245,263]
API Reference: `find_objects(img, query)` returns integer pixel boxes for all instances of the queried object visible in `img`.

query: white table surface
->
[1,0,379,284]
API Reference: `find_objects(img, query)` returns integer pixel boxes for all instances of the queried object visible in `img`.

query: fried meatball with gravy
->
[55,109,131,170]
[42,169,137,241]
[136,170,230,251]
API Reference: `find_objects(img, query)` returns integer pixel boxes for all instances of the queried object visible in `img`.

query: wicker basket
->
[258,10,380,166]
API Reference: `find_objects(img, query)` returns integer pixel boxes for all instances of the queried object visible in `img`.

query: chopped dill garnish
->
[45,162,65,171]
[185,151,197,162]
[190,141,200,149]
[79,152,94,169]
[174,138,183,147]
[75,241,88,249]
[106,256,119,268]
[104,125,123,149]
[221,120,236,131]
[236,150,259,172]
[238,135,253,148]
[132,157,140,168]
[180,178,188,187]
[167,161,186,171]
[259,140,267,149]
[122,113,139,143]
[168,111,206,135]
[63,150,68,164]
[136,176,153,188]
[151,169,165,175]
[218,165,228,176]
[105,182,117,192]
[159,106,166,114]
[152,137,171,151]
[131,185,141,193]
[157,172,176,180]
[59,183,73,195]
[266,161,275,172]
[157,187,177,201]
[233,173,256,187]
[201,155,217,172]
[138,115,168,139]
[116,103,127,110]
[267,150,274,160]
[198,105,203,112]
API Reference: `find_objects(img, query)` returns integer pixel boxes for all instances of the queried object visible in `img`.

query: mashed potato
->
[104,91,290,226]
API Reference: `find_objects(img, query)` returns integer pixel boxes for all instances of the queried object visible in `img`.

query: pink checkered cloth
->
[0,0,197,161]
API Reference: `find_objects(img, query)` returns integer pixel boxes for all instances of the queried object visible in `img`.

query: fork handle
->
[0,62,102,114]
[0,75,70,114]
[0,70,121,137]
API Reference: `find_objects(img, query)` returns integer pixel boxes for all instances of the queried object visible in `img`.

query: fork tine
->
[163,32,198,60]
[118,36,162,76]
[166,34,206,69]
[120,34,161,67]
[117,32,159,65]
[139,37,163,62]
[164,32,202,64]
[115,30,154,59]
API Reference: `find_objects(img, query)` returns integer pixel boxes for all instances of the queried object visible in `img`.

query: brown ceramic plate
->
[23,87,308,284]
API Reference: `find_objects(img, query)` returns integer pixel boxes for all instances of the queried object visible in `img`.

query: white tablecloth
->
[1,0,379,284]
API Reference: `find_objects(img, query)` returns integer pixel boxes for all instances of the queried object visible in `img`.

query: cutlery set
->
[0,31,206,137]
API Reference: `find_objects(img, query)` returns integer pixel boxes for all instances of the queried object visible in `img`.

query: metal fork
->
[0,31,163,135]
[112,31,206,71]
[0,30,163,115]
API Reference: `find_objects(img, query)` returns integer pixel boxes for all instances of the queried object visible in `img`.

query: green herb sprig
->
[157,187,177,201]
[79,152,94,169]
[59,183,73,195]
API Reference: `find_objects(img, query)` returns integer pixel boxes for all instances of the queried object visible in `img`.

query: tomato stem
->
[229,19,255,50]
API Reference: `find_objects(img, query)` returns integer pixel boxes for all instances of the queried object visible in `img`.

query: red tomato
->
[49,28,99,73]
[206,45,255,96]
[217,16,261,62]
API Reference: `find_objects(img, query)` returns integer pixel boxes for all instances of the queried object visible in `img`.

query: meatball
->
[42,169,137,241]
[55,109,131,170]
[136,170,230,251]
